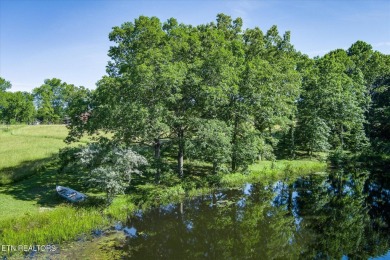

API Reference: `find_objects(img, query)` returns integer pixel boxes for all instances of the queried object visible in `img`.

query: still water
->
[120,170,390,259]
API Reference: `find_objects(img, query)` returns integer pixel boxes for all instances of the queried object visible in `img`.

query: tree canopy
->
[33,78,89,124]
[1,14,389,178]
[62,14,390,178]
[66,14,307,178]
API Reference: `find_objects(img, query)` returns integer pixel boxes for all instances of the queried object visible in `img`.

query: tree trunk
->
[290,124,295,159]
[178,148,184,178]
[179,202,184,215]
[177,129,184,178]
[212,161,218,174]
[154,138,162,183]
[231,116,239,171]
[154,138,161,158]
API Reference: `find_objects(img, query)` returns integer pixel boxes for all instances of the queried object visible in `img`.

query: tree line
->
[0,77,89,125]
[2,14,389,177]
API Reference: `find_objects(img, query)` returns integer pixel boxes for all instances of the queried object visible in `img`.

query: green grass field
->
[0,126,112,249]
[0,125,68,168]
[0,125,76,221]
[0,125,92,184]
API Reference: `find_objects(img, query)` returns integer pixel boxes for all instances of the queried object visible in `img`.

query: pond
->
[117,170,390,259]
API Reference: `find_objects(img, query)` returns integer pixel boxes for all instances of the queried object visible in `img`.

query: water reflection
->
[121,170,390,259]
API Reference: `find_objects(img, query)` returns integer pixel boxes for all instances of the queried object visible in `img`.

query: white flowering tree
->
[77,142,148,202]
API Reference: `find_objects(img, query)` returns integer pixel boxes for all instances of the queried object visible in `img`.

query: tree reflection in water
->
[122,170,390,259]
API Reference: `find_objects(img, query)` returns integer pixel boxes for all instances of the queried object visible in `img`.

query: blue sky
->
[1,0,389,92]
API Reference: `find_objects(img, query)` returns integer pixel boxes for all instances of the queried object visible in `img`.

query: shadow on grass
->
[0,154,216,210]
[0,157,57,185]
[0,156,106,208]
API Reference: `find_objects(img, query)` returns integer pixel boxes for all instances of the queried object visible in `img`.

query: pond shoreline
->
[1,160,327,259]
[28,162,389,260]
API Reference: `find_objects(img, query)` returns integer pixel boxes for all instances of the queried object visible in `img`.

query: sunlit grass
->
[1,126,64,167]
[249,159,327,172]
[0,125,92,169]
[103,195,137,220]
[0,206,109,246]
[0,192,39,221]
[221,160,327,187]
[0,125,92,184]
[0,194,136,253]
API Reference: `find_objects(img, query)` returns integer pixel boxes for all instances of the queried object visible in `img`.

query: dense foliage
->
[64,14,389,178]
[1,14,389,179]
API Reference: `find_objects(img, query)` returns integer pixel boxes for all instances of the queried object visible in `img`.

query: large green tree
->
[296,49,369,152]
[0,91,35,124]
[242,26,301,162]
[33,78,89,124]
[0,77,12,92]
[66,14,303,177]
[0,77,36,124]
[67,15,238,176]
[0,77,11,121]
[347,41,390,152]
[97,16,205,178]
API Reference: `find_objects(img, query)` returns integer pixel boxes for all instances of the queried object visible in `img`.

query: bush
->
[60,141,148,203]
[134,184,185,208]
[83,143,148,203]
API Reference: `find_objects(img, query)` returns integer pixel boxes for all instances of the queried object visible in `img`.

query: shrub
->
[76,142,148,203]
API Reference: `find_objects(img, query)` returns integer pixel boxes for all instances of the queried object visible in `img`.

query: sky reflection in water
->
[121,170,390,259]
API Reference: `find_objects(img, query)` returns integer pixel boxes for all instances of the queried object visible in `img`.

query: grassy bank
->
[0,158,326,249]
[221,160,327,187]
[0,164,136,253]
[0,206,109,245]
[0,125,90,184]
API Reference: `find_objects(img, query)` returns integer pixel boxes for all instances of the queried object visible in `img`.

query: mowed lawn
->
[0,125,93,220]
[0,125,93,185]
[0,125,69,169]
[0,125,67,220]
